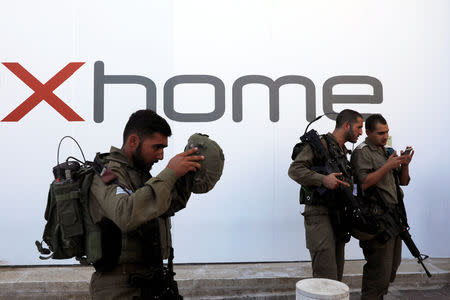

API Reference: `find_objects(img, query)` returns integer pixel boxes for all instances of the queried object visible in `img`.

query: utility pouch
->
[299,186,313,205]
[300,186,330,206]
[54,181,84,238]
[53,180,84,256]
[328,208,351,243]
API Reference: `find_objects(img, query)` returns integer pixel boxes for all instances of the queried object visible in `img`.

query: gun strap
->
[168,247,175,275]
[383,150,409,228]
[394,175,409,228]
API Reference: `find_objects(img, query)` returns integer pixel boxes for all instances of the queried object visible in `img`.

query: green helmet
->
[183,133,225,194]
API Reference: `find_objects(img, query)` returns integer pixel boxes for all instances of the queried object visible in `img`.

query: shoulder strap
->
[356,142,368,150]
[300,130,330,163]
[381,151,409,227]
[393,170,409,228]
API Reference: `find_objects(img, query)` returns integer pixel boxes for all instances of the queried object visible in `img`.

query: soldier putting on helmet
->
[288,109,363,281]
[88,109,206,299]
[350,114,413,300]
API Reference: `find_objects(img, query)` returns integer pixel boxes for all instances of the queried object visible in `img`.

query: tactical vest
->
[351,146,409,241]
[297,134,352,206]
[92,154,166,272]
[92,154,182,297]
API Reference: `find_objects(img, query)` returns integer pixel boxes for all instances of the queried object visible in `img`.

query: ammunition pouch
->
[374,204,403,244]
[328,207,351,243]
[135,218,165,269]
[93,218,122,272]
[349,195,402,242]
[299,185,332,206]
[349,198,384,241]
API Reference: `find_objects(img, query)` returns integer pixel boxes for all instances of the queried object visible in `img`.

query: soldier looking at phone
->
[350,114,413,300]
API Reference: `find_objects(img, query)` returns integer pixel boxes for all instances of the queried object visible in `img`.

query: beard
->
[345,130,358,144]
[132,143,153,173]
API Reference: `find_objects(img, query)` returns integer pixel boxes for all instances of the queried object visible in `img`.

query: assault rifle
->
[400,229,432,277]
[300,129,379,235]
[372,188,432,278]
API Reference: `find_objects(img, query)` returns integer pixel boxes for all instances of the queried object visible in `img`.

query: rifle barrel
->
[418,258,432,278]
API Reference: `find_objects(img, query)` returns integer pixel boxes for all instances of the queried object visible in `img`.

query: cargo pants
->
[90,271,141,299]
[359,235,402,300]
[302,205,345,281]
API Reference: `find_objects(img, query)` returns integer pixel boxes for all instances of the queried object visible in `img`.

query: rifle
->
[372,188,432,278]
[301,130,379,235]
[400,229,431,277]
[128,221,183,299]
[128,250,183,300]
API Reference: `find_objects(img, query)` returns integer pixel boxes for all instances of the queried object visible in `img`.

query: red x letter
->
[2,62,85,121]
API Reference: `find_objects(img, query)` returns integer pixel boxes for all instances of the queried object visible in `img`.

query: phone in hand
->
[403,147,413,155]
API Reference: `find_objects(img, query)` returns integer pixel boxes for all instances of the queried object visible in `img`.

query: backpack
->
[35,136,102,264]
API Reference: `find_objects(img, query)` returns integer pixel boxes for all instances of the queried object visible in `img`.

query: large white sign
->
[0,0,449,265]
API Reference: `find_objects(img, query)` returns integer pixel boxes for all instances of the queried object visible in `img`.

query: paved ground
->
[350,285,450,300]
[0,258,448,299]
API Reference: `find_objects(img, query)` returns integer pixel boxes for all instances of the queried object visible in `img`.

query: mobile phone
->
[387,147,395,156]
[403,147,412,155]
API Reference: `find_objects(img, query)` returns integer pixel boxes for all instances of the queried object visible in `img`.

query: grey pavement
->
[0,258,448,299]
[350,285,450,300]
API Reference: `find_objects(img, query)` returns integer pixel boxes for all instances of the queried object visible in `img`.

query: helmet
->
[183,133,224,194]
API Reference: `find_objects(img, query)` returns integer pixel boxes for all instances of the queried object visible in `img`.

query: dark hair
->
[123,109,172,144]
[335,109,363,128]
[365,114,387,131]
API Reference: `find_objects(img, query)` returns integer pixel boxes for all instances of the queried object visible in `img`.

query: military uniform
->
[351,138,408,300]
[89,146,191,299]
[288,133,352,281]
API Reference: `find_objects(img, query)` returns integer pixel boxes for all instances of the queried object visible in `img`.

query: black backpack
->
[35,136,102,264]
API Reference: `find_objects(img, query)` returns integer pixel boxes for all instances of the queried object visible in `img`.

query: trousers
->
[359,235,402,300]
[303,205,346,281]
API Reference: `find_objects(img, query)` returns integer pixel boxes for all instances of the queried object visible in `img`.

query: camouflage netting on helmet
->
[183,133,224,194]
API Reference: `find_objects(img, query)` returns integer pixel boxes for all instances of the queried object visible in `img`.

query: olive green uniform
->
[351,138,408,300]
[288,133,350,281]
[88,146,190,299]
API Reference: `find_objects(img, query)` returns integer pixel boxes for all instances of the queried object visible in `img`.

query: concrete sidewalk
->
[0,258,448,299]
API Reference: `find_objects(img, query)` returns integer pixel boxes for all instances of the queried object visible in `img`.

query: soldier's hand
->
[386,152,407,169]
[167,147,205,177]
[400,147,414,165]
[322,173,350,190]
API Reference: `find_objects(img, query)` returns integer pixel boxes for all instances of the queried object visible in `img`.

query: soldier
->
[288,109,363,281]
[351,114,413,300]
[88,109,204,299]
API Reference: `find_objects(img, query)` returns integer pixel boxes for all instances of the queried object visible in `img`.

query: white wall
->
[0,0,448,265]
